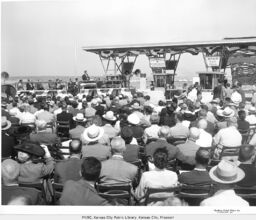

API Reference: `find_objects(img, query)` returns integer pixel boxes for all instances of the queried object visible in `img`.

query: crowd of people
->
[1,79,256,206]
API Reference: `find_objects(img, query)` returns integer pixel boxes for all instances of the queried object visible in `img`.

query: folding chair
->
[178,184,214,206]
[52,183,64,205]
[56,121,70,138]
[144,186,180,206]
[95,182,133,205]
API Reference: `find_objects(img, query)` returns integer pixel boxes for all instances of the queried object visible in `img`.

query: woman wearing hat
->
[200,160,249,206]
[14,141,55,183]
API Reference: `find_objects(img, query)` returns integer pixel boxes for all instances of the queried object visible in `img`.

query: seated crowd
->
[1,83,256,206]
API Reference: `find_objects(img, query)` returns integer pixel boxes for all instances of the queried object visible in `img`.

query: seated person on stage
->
[2,159,42,205]
[237,144,256,187]
[135,148,178,205]
[178,148,212,185]
[54,139,83,184]
[99,137,138,185]
[200,160,249,206]
[60,157,110,205]
[14,142,55,183]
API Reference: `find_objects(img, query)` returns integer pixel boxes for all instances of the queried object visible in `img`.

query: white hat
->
[1,116,11,130]
[91,99,98,106]
[248,106,256,114]
[209,160,245,184]
[127,113,140,125]
[102,111,117,121]
[217,107,235,118]
[9,108,17,116]
[82,124,104,142]
[73,113,87,122]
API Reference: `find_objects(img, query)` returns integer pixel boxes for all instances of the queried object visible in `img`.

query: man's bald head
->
[2,159,20,185]
[111,137,126,154]
[69,139,82,155]
[198,119,208,130]
[158,126,170,139]
[189,127,200,141]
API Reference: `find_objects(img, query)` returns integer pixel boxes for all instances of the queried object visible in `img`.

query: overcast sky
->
[1,0,256,78]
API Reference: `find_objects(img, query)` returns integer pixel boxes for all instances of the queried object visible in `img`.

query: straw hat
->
[248,106,256,114]
[209,160,245,184]
[35,120,47,129]
[127,113,140,125]
[73,113,87,122]
[217,107,235,118]
[102,111,117,121]
[82,124,104,142]
[2,116,11,130]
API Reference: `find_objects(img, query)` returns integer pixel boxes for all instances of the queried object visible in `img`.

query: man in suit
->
[54,139,83,184]
[100,137,138,185]
[145,126,195,166]
[59,157,110,205]
[69,113,86,139]
[178,148,212,185]
[2,159,42,205]
[30,120,60,145]
[237,144,256,187]
[57,102,74,129]
[121,126,140,163]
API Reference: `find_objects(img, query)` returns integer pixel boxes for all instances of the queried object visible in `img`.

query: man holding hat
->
[200,160,249,206]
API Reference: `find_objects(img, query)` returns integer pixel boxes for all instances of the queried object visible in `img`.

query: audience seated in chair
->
[54,139,83,184]
[200,160,249,206]
[2,159,42,205]
[59,157,110,205]
[135,148,178,205]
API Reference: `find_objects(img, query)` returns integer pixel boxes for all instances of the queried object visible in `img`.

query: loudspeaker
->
[165,60,178,70]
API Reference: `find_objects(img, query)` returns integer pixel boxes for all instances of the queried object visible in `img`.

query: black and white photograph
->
[1,0,256,217]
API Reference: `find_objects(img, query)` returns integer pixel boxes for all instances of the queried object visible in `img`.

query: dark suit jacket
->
[237,119,250,131]
[9,116,20,125]
[60,179,110,205]
[237,164,256,187]
[95,105,105,116]
[2,132,16,158]
[30,132,60,145]
[145,139,195,165]
[2,185,42,205]
[54,157,83,184]
[57,111,73,125]
[178,169,212,185]
[123,144,140,163]
[100,156,138,184]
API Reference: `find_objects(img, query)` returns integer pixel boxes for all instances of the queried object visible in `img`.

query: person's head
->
[111,137,126,155]
[62,102,67,111]
[150,114,160,125]
[69,139,82,155]
[2,159,20,185]
[71,101,78,109]
[198,109,207,119]
[144,106,153,115]
[175,113,183,123]
[188,127,200,141]
[158,126,170,139]
[81,157,101,182]
[144,95,150,101]
[120,126,133,145]
[239,144,255,163]
[198,119,208,130]
[227,117,237,128]
[195,148,210,167]
[153,147,169,169]
[238,110,246,121]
